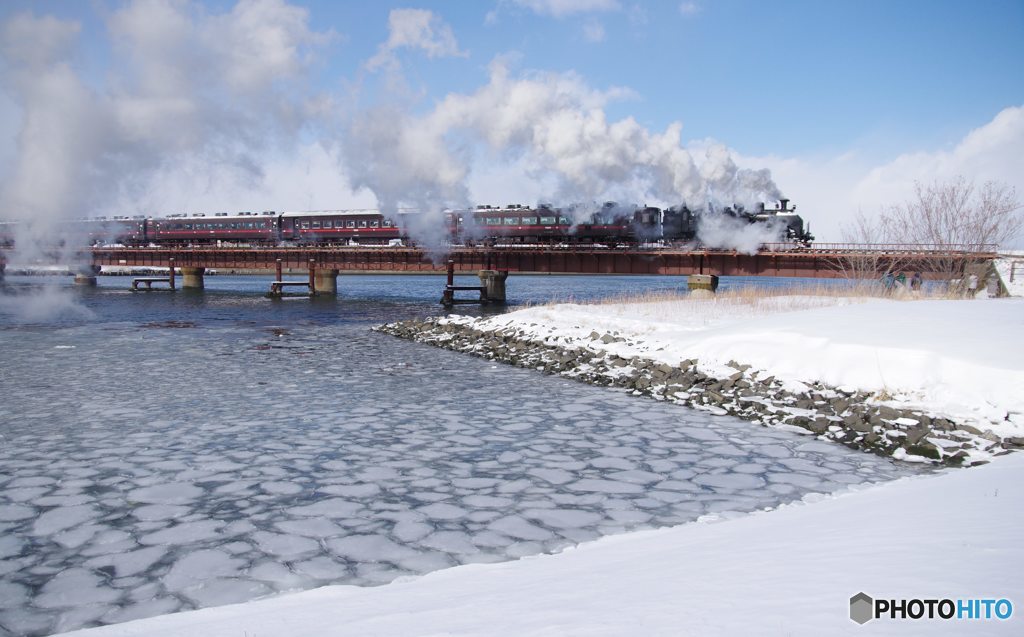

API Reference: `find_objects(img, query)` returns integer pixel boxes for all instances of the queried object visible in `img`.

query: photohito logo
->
[850,592,1013,624]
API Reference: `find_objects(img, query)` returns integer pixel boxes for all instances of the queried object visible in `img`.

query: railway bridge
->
[0,243,1000,299]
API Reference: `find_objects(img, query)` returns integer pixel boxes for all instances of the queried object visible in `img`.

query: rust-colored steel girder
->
[54,246,995,278]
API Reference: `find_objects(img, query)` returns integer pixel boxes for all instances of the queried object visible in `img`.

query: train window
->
[312,221,321,229]
[370,221,379,228]
[346,221,356,228]
[559,216,571,224]
[359,221,368,228]
[521,217,538,225]
[245,222,254,229]
[184,224,193,230]
[504,217,518,225]
[486,217,501,225]
[383,220,393,227]
[540,216,556,225]
[322,221,332,228]
[301,221,310,229]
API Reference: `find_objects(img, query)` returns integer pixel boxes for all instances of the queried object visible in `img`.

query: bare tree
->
[838,178,1021,285]
[833,209,912,286]
[882,178,1022,250]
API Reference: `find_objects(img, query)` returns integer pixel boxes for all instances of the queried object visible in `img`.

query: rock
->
[1005,437,1024,447]
[705,390,726,405]
[844,414,872,433]
[829,398,850,414]
[877,405,901,420]
[808,418,831,434]
[904,425,931,445]
[904,441,941,460]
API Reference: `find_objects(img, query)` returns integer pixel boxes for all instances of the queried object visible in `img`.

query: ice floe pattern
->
[0,321,921,636]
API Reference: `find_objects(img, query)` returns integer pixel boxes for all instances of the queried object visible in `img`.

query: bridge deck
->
[78,245,997,278]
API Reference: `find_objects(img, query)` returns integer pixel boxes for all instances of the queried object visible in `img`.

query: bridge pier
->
[479,270,508,303]
[74,265,100,286]
[688,274,718,297]
[314,269,339,295]
[180,267,205,289]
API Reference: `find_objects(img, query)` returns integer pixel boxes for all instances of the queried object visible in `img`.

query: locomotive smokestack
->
[779,198,790,211]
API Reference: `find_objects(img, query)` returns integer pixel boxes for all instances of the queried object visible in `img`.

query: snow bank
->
[60,447,1024,637]
[445,296,1024,438]
[994,254,1024,297]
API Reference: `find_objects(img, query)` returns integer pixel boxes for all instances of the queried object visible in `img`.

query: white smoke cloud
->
[367,8,466,71]
[0,0,329,230]
[696,213,785,255]
[342,55,783,242]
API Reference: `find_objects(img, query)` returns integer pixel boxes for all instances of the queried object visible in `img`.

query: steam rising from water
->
[0,281,95,323]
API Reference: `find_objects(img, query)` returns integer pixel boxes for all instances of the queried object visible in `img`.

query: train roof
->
[279,209,391,218]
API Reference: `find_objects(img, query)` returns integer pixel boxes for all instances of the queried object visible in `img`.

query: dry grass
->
[556,279,961,310]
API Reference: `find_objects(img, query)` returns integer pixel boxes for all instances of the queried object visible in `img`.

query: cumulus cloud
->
[509,0,620,17]
[367,8,465,71]
[678,2,701,16]
[582,18,606,42]
[736,105,1024,244]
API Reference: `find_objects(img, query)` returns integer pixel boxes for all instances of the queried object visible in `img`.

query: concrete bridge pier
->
[180,267,205,290]
[479,270,508,303]
[314,269,339,295]
[688,274,719,298]
[74,265,100,286]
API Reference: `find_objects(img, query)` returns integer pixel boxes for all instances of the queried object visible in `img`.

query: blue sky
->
[1,0,1022,240]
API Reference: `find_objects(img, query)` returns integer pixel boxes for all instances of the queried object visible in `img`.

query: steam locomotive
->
[0,199,811,249]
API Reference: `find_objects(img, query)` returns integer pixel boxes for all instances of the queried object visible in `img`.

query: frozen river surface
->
[0,276,921,636]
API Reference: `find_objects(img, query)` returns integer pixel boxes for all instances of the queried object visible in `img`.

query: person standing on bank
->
[911,272,923,292]
[967,273,979,298]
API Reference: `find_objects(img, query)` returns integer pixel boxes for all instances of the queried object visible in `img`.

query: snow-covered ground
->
[58,292,1023,636]
[994,253,1024,297]
[441,295,1024,440]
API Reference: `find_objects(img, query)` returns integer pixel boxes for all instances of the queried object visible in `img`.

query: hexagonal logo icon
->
[850,592,874,624]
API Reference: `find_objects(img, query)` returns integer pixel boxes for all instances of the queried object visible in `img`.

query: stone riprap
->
[375,318,1019,467]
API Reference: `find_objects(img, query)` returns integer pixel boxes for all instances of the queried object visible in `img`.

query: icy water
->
[0,275,922,636]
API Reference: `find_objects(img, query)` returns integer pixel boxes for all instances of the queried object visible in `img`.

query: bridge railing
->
[760,242,999,255]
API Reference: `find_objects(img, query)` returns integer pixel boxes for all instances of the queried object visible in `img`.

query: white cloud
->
[734,105,1024,245]
[582,18,605,42]
[367,9,465,71]
[678,2,701,16]
[509,0,620,18]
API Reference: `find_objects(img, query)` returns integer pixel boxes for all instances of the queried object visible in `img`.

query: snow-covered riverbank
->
[379,295,1024,465]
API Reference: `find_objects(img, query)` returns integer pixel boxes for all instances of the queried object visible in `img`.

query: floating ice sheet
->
[0,319,920,636]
